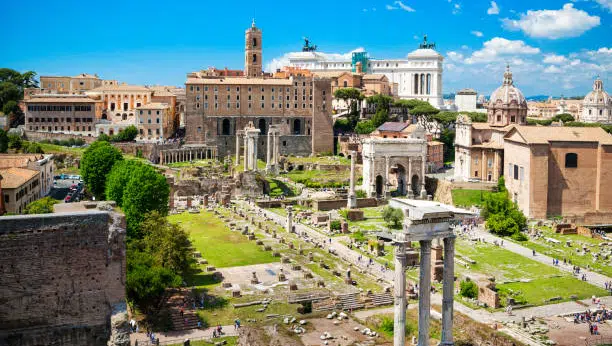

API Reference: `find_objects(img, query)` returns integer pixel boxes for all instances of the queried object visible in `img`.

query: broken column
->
[347,150,357,209]
[393,232,408,346]
[286,205,293,233]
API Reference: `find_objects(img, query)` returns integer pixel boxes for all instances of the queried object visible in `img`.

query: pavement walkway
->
[130,325,238,345]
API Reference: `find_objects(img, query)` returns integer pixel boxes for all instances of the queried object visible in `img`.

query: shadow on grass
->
[185,267,230,328]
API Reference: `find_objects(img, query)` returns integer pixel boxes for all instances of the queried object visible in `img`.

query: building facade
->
[184,22,334,158]
[581,78,612,124]
[0,154,54,198]
[0,167,41,214]
[287,37,444,108]
[136,103,174,142]
[454,65,527,182]
[504,126,612,223]
[24,95,101,136]
[39,73,102,94]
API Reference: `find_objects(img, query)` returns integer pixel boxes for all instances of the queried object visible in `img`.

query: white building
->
[454,88,478,112]
[287,37,444,108]
[581,78,612,124]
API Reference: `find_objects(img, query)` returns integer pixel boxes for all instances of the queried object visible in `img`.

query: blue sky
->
[3,0,611,97]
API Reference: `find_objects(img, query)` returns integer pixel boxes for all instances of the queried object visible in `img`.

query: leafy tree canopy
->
[0,129,7,153]
[105,159,145,206]
[25,196,58,214]
[382,206,404,229]
[141,211,193,275]
[354,120,376,134]
[370,108,389,128]
[334,88,364,101]
[110,125,138,142]
[551,113,575,123]
[81,141,123,200]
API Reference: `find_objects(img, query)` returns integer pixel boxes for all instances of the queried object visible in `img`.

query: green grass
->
[455,238,608,307]
[196,294,302,326]
[512,227,612,277]
[267,179,296,197]
[167,159,219,168]
[282,169,351,188]
[168,211,278,268]
[451,189,493,207]
[168,336,237,346]
[285,155,350,165]
[36,142,86,156]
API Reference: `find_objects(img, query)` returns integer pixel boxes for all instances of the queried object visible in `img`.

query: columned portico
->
[392,202,456,346]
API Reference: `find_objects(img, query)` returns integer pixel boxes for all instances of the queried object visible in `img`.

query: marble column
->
[393,233,408,346]
[420,155,427,199]
[418,240,432,346]
[235,132,241,165]
[252,135,258,171]
[408,157,414,198]
[369,157,376,197]
[440,236,456,346]
[385,156,391,198]
[347,150,357,209]
[274,132,280,165]
[266,131,272,171]
[286,206,293,233]
[243,135,248,171]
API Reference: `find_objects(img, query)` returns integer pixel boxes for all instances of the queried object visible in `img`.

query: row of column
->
[160,148,216,165]
[394,235,455,346]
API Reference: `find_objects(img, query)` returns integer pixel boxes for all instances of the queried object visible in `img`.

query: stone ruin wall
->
[0,211,128,346]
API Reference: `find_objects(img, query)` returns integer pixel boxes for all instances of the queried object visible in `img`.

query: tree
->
[334,88,364,128]
[370,108,389,128]
[486,213,519,236]
[24,197,58,214]
[111,125,138,142]
[367,94,393,113]
[122,164,170,237]
[105,160,144,206]
[22,141,43,153]
[7,133,21,149]
[97,133,111,142]
[459,280,478,299]
[141,211,193,274]
[382,206,404,229]
[0,129,8,153]
[80,141,123,199]
[2,100,20,117]
[354,120,376,134]
[497,175,506,193]
[551,113,575,123]
[126,245,181,313]
[0,69,37,127]
[439,128,455,162]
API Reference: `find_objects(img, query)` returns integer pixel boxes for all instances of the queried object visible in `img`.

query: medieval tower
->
[245,20,263,77]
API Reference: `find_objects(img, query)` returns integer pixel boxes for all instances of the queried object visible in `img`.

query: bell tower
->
[245,19,263,77]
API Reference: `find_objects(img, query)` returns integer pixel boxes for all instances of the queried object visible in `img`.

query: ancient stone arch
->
[361,137,428,199]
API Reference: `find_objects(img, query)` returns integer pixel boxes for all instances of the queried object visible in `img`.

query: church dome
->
[489,65,527,107]
[583,78,610,106]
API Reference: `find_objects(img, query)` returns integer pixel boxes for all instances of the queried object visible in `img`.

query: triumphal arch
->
[361,129,428,199]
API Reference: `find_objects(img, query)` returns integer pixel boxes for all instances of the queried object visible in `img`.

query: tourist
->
[532,250,536,256]
[180,307,184,318]
[212,329,217,338]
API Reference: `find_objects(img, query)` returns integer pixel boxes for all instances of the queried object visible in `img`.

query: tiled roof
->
[186,77,293,85]
[135,102,170,110]
[0,167,39,189]
[507,125,612,145]
[88,84,151,92]
[0,154,46,169]
[377,122,409,132]
[362,74,387,81]
[25,96,99,103]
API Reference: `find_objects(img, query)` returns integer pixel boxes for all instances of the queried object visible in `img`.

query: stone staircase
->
[370,292,394,307]
[335,293,364,311]
[164,289,200,331]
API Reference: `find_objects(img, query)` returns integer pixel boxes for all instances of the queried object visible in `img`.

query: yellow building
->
[0,167,41,214]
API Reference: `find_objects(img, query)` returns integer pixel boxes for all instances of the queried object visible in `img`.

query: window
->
[513,165,519,180]
[253,38,257,47]
[252,54,257,63]
[565,153,578,168]
[222,118,231,135]
[474,158,479,165]
[475,171,479,177]
[156,118,160,124]
[487,158,492,168]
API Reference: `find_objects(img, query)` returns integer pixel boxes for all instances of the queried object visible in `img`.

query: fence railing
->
[585,336,612,346]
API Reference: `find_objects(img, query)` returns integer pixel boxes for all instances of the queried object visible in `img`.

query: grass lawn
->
[282,169,351,188]
[36,142,85,156]
[168,336,237,346]
[451,189,493,208]
[285,155,350,165]
[168,211,278,268]
[455,238,608,306]
[510,227,612,277]
[167,159,219,168]
[266,178,296,197]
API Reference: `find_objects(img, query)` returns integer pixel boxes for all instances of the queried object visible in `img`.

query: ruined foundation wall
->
[0,211,127,346]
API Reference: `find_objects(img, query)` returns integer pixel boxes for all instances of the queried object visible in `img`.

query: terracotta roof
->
[88,84,151,92]
[377,122,409,132]
[152,90,176,97]
[186,77,293,85]
[506,125,612,145]
[25,96,99,103]
[471,123,515,132]
[72,73,99,79]
[135,102,170,110]
[362,74,387,81]
[0,154,46,169]
[312,71,349,79]
[0,167,39,189]
[428,140,444,146]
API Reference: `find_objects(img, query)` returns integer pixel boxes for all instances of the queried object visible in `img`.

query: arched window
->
[565,153,578,168]
[253,38,257,47]
[293,119,301,135]
[221,118,231,135]
[343,80,348,87]
[258,118,266,135]
[252,54,257,63]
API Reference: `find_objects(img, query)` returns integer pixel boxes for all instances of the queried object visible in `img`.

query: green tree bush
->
[551,113,575,123]
[80,141,123,199]
[355,120,376,134]
[459,280,478,299]
[0,129,8,153]
[330,220,341,231]
[371,108,389,128]
[141,211,193,275]
[382,206,404,229]
[24,197,58,214]
[105,160,144,206]
[110,125,138,142]
[22,142,43,153]
[7,133,21,149]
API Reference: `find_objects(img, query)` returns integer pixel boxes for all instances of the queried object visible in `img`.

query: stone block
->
[346,209,365,221]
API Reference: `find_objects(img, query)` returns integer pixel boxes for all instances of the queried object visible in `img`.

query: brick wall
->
[0,210,126,346]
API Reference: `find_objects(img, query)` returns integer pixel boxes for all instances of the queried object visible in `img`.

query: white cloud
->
[487,1,500,14]
[362,8,368,12]
[461,45,469,50]
[386,4,397,10]
[265,48,365,72]
[594,0,612,12]
[597,47,612,54]
[465,37,540,64]
[543,54,568,64]
[544,65,562,73]
[502,4,600,39]
[452,3,461,14]
[471,30,484,37]
[447,51,465,62]
[395,1,416,12]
